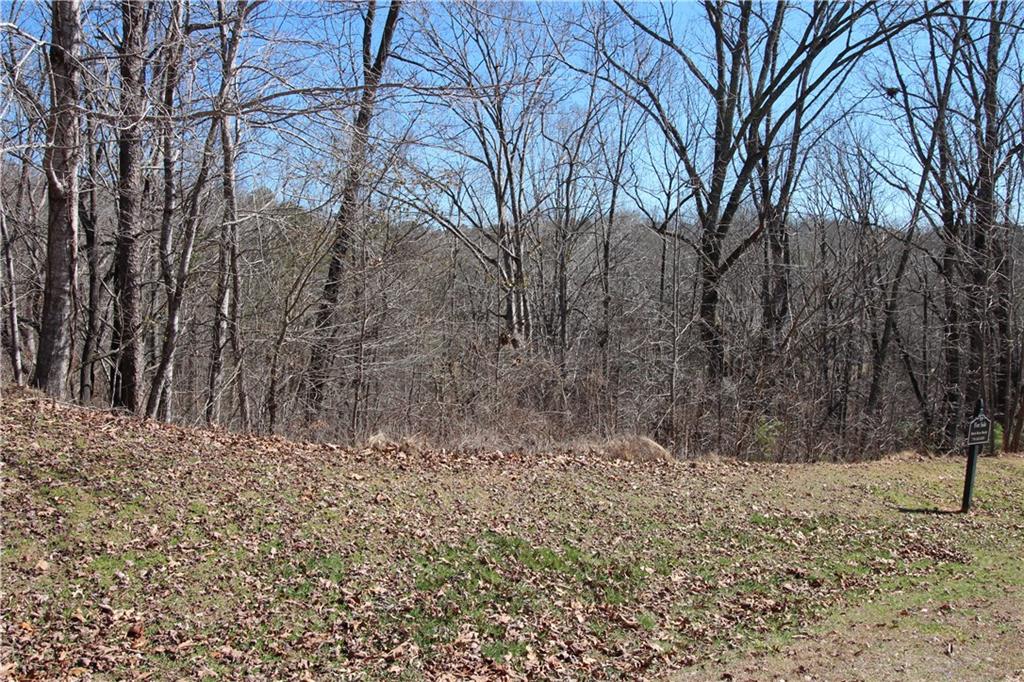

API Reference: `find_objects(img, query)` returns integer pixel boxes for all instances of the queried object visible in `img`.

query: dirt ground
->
[675,579,1024,681]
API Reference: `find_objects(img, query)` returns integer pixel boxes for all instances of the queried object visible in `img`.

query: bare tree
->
[32,0,82,398]
[146,0,204,419]
[587,1,934,380]
[110,0,147,412]
[304,0,403,420]
[399,1,558,356]
[0,165,22,387]
[205,0,260,425]
[7,0,1023,459]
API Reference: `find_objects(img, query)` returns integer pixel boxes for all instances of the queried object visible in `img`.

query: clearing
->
[2,392,1022,680]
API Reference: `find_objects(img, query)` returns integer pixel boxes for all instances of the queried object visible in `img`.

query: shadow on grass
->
[897,506,962,515]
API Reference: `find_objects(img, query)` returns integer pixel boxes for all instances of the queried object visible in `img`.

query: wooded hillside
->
[3,1,1024,457]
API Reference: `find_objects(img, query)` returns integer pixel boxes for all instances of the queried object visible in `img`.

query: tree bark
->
[0,186,23,386]
[78,102,101,403]
[33,0,82,399]
[111,0,147,412]
[144,0,186,419]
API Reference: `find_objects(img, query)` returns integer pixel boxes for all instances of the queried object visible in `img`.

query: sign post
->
[961,399,989,513]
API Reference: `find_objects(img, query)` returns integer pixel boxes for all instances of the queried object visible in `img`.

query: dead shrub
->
[585,435,673,463]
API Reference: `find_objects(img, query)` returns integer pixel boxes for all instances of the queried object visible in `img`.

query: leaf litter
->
[2,392,1022,680]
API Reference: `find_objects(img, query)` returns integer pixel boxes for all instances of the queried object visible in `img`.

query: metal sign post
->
[961,399,989,513]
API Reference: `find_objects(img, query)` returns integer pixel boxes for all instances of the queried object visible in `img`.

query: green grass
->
[3,394,1022,680]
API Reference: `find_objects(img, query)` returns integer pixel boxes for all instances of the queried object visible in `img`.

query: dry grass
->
[579,435,674,463]
[2,390,1022,680]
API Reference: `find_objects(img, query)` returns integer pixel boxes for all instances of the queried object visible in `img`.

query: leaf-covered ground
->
[2,391,1022,680]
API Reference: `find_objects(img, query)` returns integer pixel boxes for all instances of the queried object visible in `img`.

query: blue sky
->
[3,1,1021,235]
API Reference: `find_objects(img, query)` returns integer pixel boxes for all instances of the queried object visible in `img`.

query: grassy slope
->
[1,392,1022,680]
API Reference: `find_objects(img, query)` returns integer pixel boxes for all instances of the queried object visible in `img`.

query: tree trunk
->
[206,222,231,424]
[229,221,250,429]
[110,0,147,412]
[977,3,1008,435]
[965,3,1004,414]
[305,0,402,420]
[78,105,101,403]
[205,1,249,425]
[33,0,82,399]
[0,187,23,386]
[941,244,962,442]
[698,230,724,380]
[148,117,217,419]
[145,0,184,419]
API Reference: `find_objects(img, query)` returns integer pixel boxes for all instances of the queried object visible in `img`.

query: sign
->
[962,399,987,513]
[967,413,991,447]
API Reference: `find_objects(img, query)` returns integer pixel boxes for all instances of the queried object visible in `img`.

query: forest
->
[3,0,1023,459]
